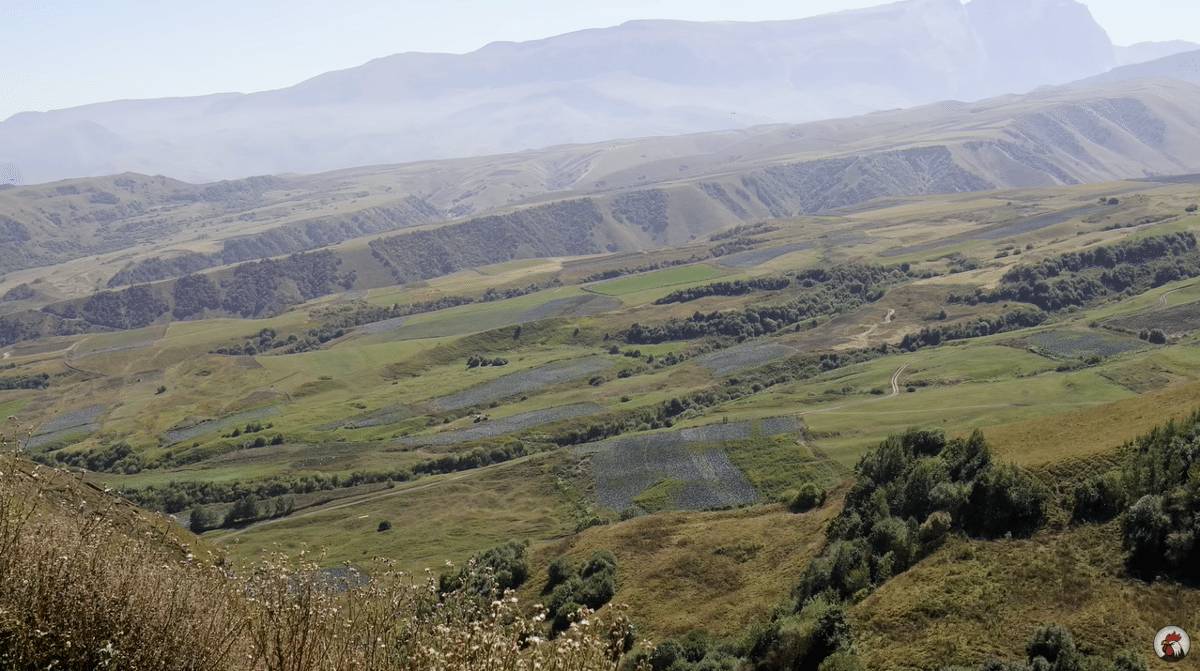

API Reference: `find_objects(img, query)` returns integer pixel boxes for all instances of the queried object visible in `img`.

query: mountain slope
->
[3,79,1200,305]
[0,0,1120,184]
[1115,40,1200,66]
[1076,48,1200,87]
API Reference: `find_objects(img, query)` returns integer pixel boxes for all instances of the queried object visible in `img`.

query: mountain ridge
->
[0,0,1132,184]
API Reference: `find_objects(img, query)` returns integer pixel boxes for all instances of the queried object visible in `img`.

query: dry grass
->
[984,380,1200,466]
[0,421,645,671]
[851,524,1200,671]
[525,503,838,640]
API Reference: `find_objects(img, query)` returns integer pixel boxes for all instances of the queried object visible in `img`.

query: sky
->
[2,0,1199,120]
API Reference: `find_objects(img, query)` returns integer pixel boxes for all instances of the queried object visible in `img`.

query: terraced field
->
[1017,329,1145,359]
[373,289,616,341]
[1105,299,1200,336]
[27,404,107,449]
[162,406,281,444]
[694,342,798,376]
[428,356,612,411]
[399,403,604,446]
[575,416,804,513]
[321,404,416,431]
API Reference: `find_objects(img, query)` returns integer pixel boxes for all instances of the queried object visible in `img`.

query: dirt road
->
[890,363,909,397]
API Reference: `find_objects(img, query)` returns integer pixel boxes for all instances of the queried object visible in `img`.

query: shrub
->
[1070,471,1126,522]
[790,483,826,513]
[377,520,392,532]
[918,511,953,550]
[441,540,530,595]
[544,551,618,632]
[1026,624,1081,670]
[743,595,852,670]
[956,624,1147,670]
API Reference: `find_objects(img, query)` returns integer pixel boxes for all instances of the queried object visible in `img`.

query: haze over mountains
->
[2,0,1194,184]
[4,75,1200,317]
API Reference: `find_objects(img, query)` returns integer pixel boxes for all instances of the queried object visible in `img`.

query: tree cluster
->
[317,283,548,332]
[171,273,220,319]
[654,276,792,305]
[580,257,704,284]
[625,265,905,344]
[1137,328,1167,345]
[219,251,355,318]
[550,348,884,446]
[794,429,1047,603]
[439,541,530,596]
[369,199,604,284]
[952,232,1200,311]
[52,442,144,475]
[466,354,508,368]
[899,309,1047,351]
[72,283,170,331]
[0,372,49,390]
[1072,409,1200,580]
[211,326,347,356]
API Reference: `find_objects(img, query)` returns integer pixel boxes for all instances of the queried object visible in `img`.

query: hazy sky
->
[3,0,1199,120]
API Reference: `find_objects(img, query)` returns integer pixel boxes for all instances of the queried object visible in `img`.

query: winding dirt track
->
[889,363,910,397]
[847,308,898,348]
[1160,286,1190,307]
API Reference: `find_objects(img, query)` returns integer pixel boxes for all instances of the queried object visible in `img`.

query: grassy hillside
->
[5,177,1200,668]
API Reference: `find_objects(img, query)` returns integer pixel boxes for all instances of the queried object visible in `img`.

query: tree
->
[1147,329,1167,345]
[188,505,218,533]
[1123,495,1171,577]
[1026,624,1082,671]
[223,495,260,527]
[962,464,1046,538]
[377,520,392,532]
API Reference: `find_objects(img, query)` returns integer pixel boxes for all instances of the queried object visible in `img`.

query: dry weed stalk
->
[0,418,645,671]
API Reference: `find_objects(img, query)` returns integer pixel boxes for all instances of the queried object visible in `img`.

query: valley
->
[8,4,1200,665]
[6,168,1200,666]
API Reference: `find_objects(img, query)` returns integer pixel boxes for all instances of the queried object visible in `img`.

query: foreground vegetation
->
[0,430,643,670]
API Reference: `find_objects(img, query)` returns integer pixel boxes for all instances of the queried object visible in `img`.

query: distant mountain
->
[1115,41,1200,66]
[4,78,1200,307]
[1076,48,1200,87]
[0,0,1122,184]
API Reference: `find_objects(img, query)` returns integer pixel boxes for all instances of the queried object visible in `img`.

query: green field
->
[584,264,726,297]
